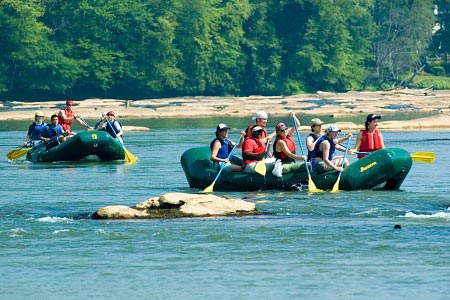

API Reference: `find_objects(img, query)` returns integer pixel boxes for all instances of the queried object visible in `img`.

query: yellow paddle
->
[410,152,435,163]
[331,137,351,193]
[293,117,323,193]
[254,142,270,176]
[101,118,137,164]
[203,134,244,193]
[6,146,32,160]
[356,151,435,163]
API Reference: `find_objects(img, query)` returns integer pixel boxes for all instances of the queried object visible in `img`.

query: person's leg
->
[228,164,243,172]
[243,162,257,173]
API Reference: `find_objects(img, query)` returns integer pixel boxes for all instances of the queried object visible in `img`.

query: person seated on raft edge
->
[210,123,244,172]
[349,114,385,159]
[272,112,307,175]
[97,111,124,143]
[25,111,48,148]
[244,110,276,144]
[310,124,352,174]
[41,114,69,149]
[306,118,325,162]
[58,100,92,139]
[242,125,274,174]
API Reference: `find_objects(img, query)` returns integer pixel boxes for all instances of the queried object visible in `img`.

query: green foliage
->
[0,0,448,100]
[412,74,450,89]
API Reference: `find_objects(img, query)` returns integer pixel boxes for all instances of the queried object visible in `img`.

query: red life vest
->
[274,135,296,163]
[358,128,383,158]
[242,137,266,167]
[58,108,74,131]
[245,124,268,139]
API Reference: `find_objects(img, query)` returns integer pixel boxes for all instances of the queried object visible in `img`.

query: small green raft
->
[26,131,125,163]
[181,146,413,191]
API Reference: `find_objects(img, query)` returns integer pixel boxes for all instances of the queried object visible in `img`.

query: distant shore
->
[1,89,449,131]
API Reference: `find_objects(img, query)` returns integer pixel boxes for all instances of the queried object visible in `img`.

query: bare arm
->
[321,141,343,172]
[351,132,363,152]
[276,140,306,161]
[379,132,385,149]
[306,135,315,151]
[286,112,300,136]
[210,140,228,163]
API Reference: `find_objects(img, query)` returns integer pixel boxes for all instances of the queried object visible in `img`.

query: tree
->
[372,0,435,86]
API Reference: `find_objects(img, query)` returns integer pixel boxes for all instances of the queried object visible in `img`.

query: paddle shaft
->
[212,135,243,183]
[332,137,351,192]
[203,134,243,192]
[293,117,323,193]
[105,119,123,145]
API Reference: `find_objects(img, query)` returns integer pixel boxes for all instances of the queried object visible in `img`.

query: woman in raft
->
[351,114,385,158]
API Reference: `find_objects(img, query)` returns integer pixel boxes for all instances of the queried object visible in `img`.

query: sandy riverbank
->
[1,89,449,131]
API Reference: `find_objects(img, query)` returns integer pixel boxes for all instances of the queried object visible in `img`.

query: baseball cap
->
[325,124,341,132]
[106,111,115,117]
[217,123,230,131]
[311,118,324,126]
[252,111,268,120]
[276,122,287,131]
[252,125,264,133]
[366,114,381,122]
[66,100,74,105]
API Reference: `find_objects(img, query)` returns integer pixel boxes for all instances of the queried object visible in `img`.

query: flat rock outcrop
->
[93,192,257,219]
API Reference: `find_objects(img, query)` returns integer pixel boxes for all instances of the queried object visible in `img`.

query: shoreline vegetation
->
[1,89,449,132]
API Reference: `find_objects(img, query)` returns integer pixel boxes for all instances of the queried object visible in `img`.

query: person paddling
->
[244,111,275,144]
[97,111,124,143]
[272,113,307,176]
[242,126,273,173]
[58,100,91,134]
[351,114,385,158]
[41,114,67,149]
[210,123,243,172]
[306,118,325,161]
[25,111,47,148]
[310,124,352,173]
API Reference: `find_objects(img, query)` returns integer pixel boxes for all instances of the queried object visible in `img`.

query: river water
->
[0,118,449,300]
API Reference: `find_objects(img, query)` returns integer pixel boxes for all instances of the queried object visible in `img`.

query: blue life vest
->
[311,135,336,166]
[43,124,64,139]
[307,133,321,161]
[105,120,123,138]
[28,122,47,140]
[210,138,233,159]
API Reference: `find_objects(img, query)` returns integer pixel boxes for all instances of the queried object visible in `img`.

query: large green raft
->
[181,146,413,191]
[26,131,125,163]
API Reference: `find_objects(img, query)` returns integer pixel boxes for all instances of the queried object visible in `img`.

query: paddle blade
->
[254,159,266,176]
[202,182,215,193]
[411,152,435,163]
[123,147,137,164]
[331,175,341,193]
[308,174,323,193]
[6,147,32,160]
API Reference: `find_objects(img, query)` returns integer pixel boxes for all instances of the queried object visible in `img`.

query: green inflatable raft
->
[26,131,125,163]
[180,146,412,191]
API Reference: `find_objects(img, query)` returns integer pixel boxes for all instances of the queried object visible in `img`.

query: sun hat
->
[252,111,268,120]
[216,123,230,131]
[252,125,264,133]
[106,111,115,117]
[311,118,324,126]
[276,122,287,132]
[35,111,44,117]
[66,100,74,105]
[325,124,341,132]
[366,114,381,122]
